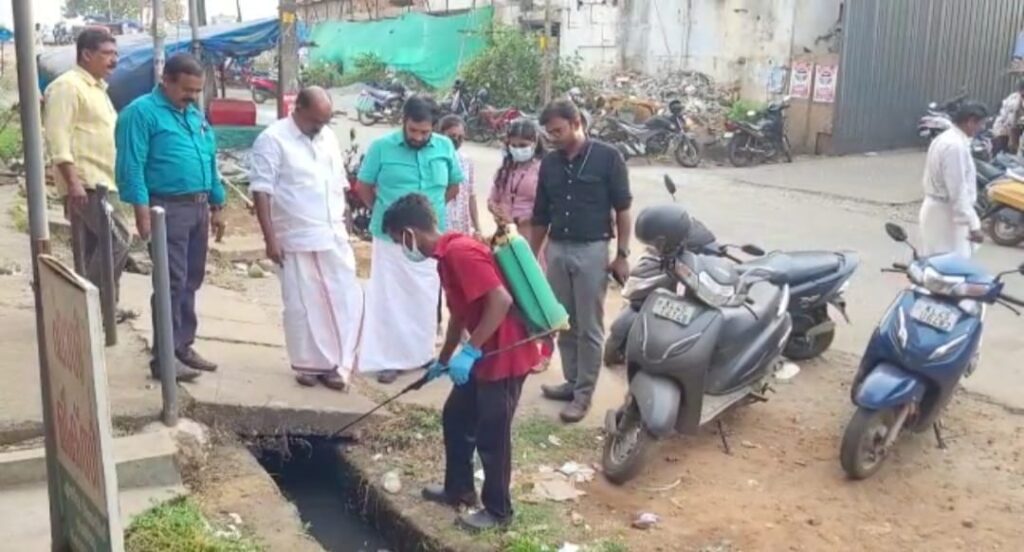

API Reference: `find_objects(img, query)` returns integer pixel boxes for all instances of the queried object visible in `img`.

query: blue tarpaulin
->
[0,27,12,42]
[38,18,307,110]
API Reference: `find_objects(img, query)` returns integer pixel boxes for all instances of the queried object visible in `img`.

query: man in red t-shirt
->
[382,193,541,532]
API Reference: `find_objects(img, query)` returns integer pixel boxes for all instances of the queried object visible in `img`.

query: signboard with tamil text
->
[39,255,123,552]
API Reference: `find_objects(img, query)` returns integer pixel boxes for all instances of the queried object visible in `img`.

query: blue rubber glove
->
[448,343,483,386]
[426,360,445,381]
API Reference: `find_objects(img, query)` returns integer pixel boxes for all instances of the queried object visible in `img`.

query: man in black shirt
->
[530,100,633,423]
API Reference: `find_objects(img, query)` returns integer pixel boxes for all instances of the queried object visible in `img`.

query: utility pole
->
[11,1,65,548]
[541,0,554,105]
[152,0,166,83]
[188,0,200,56]
[278,2,300,120]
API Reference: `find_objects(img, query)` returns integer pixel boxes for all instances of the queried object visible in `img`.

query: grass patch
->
[125,497,263,552]
[8,202,27,233]
[513,415,602,464]
[365,404,443,454]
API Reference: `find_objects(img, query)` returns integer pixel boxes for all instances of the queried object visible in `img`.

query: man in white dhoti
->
[920,101,988,258]
[356,96,464,384]
[250,87,363,390]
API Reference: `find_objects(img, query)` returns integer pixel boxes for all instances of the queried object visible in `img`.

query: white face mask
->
[509,145,535,163]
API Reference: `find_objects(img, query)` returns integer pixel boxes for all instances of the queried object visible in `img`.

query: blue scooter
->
[840,223,1024,480]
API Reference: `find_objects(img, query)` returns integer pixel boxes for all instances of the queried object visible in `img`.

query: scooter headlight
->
[695,271,738,307]
[910,265,967,297]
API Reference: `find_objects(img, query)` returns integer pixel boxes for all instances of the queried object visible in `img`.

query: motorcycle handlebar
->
[999,292,1024,308]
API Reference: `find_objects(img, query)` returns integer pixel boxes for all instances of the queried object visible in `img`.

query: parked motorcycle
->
[250,75,278,104]
[917,92,967,141]
[600,100,701,167]
[603,176,858,367]
[980,167,1024,246]
[601,204,793,484]
[342,129,372,241]
[355,81,408,126]
[464,89,523,143]
[440,79,472,117]
[724,99,792,167]
[840,223,1024,480]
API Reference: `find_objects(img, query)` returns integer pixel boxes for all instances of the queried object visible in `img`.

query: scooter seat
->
[744,251,841,285]
[976,159,1005,182]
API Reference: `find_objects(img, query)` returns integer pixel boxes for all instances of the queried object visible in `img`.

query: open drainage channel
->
[251,435,401,552]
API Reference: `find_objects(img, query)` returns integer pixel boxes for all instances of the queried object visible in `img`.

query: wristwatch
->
[616,247,630,259]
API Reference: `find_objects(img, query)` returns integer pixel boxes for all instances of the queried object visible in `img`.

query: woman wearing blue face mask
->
[488,119,544,242]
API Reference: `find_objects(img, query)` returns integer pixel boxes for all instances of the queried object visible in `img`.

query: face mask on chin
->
[401,229,427,263]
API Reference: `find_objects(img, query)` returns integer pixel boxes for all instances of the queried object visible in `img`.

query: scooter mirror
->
[663,175,677,196]
[885,222,908,242]
[741,244,766,256]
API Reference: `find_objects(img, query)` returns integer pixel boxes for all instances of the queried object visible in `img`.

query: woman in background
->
[488,119,544,242]
[439,115,481,237]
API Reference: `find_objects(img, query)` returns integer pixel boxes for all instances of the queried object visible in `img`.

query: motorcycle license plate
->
[910,297,959,332]
[651,296,696,326]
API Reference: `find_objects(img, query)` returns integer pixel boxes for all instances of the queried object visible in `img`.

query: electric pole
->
[541,0,553,105]
[152,0,165,82]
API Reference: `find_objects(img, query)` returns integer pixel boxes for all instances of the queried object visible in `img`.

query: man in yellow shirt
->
[43,27,132,306]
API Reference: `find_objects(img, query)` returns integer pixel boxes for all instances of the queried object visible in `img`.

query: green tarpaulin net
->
[310,7,493,89]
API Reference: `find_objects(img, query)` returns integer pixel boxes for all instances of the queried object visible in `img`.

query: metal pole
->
[152,0,166,83]
[93,186,117,347]
[12,0,68,548]
[278,2,299,120]
[150,207,178,427]
[188,0,200,56]
[541,0,554,105]
[69,207,87,275]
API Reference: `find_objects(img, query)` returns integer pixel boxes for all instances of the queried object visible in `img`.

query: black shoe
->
[150,361,201,383]
[456,509,510,533]
[377,370,399,384]
[559,398,591,424]
[541,382,575,402]
[177,347,218,372]
[421,484,477,509]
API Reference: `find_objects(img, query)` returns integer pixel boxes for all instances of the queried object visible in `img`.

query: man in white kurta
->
[250,87,363,390]
[919,102,988,258]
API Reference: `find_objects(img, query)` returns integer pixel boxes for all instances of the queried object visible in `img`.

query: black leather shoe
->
[377,370,399,384]
[421,484,477,509]
[541,382,574,402]
[177,348,218,372]
[150,361,201,383]
[559,398,591,424]
[456,509,511,533]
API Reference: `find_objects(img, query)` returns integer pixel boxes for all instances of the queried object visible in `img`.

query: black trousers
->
[443,374,526,519]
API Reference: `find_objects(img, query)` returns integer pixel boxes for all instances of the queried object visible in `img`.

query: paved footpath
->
[3,141,1024,446]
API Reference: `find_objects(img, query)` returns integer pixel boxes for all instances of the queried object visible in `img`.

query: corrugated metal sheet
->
[833,0,1024,154]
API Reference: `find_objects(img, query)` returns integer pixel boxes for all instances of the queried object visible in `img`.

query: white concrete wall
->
[579,0,843,101]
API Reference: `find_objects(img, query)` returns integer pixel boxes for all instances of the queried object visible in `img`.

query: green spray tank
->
[491,225,570,334]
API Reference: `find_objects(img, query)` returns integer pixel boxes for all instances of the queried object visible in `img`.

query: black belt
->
[151,192,209,204]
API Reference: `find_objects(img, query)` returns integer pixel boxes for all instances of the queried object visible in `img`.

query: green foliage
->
[0,124,21,163]
[339,53,391,86]
[125,497,263,552]
[301,62,345,88]
[459,24,590,109]
[728,99,766,122]
[513,414,601,463]
[64,0,140,18]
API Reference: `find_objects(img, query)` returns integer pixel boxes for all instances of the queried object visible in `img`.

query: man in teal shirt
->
[116,53,226,382]
[356,95,464,384]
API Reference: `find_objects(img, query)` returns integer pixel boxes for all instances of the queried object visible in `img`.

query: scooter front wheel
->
[602,400,653,485]
[840,406,898,480]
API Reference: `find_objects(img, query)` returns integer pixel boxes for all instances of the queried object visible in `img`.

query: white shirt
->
[922,126,980,231]
[992,92,1022,137]
[249,117,348,252]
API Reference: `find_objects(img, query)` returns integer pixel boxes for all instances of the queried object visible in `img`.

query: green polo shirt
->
[115,86,225,206]
[357,131,464,238]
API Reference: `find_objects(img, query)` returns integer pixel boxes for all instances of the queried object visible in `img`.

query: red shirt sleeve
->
[450,243,503,304]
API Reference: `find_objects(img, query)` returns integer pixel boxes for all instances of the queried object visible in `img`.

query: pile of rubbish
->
[594,69,738,131]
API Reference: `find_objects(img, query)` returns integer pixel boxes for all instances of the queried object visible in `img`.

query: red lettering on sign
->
[55,386,101,491]
[50,311,85,382]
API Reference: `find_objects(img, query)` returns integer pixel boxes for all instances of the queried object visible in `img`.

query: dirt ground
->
[576,352,1024,552]
[347,349,1023,551]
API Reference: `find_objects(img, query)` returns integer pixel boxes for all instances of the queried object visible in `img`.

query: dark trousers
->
[149,197,210,360]
[72,191,132,301]
[443,375,526,520]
